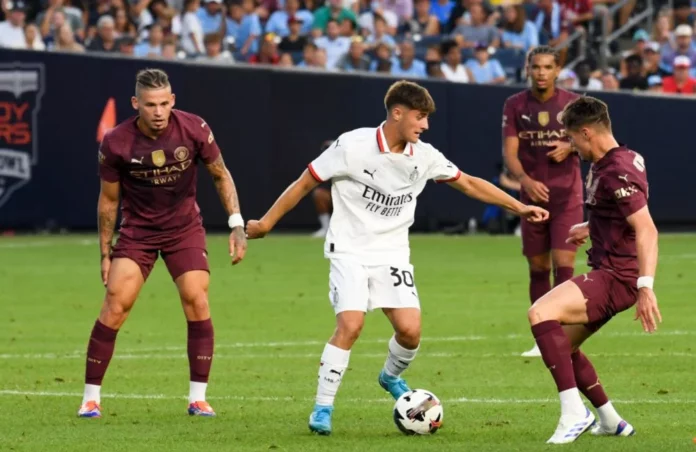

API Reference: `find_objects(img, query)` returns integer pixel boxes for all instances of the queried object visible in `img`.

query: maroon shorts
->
[572,269,638,332]
[521,203,583,257]
[111,226,210,281]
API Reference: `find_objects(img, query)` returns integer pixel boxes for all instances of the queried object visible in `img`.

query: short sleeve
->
[308,137,349,182]
[98,133,121,182]
[198,118,221,164]
[428,148,461,183]
[607,154,649,218]
[502,98,517,138]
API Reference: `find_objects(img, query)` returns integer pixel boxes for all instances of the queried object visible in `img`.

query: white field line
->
[2,351,694,361]
[0,239,97,248]
[1,389,694,405]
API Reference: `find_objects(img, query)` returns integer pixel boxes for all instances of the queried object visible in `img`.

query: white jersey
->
[308,123,461,265]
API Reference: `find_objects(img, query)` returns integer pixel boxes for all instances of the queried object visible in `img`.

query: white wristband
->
[228,213,244,229]
[637,276,654,290]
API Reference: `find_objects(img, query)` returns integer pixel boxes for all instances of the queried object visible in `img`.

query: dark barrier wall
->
[0,49,694,232]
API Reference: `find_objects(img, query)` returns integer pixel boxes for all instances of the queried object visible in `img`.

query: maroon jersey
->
[98,109,221,241]
[502,88,582,208]
[585,145,649,281]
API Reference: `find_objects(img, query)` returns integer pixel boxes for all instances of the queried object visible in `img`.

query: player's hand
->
[100,256,111,287]
[634,287,662,333]
[565,221,590,246]
[229,226,247,265]
[246,219,270,239]
[520,176,550,203]
[547,141,573,163]
[519,205,549,223]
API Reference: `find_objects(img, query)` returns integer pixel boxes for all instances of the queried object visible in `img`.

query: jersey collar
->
[376,122,414,156]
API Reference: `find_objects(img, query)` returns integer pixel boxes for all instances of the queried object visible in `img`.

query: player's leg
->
[79,253,153,417]
[550,203,584,287]
[520,219,552,357]
[312,186,332,237]
[163,245,215,417]
[379,307,420,399]
[310,259,369,435]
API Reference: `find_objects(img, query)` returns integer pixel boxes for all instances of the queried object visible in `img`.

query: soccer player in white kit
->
[246,81,549,435]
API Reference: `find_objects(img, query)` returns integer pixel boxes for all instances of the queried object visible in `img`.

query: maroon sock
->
[529,270,551,305]
[85,320,119,385]
[531,320,577,392]
[554,267,574,287]
[572,350,609,408]
[188,319,214,383]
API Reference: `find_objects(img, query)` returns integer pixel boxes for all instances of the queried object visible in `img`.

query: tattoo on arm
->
[98,199,118,258]
[206,154,241,216]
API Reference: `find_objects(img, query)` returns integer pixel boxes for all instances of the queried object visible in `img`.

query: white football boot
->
[521,343,542,357]
[591,419,635,437]
[546,408,596,444]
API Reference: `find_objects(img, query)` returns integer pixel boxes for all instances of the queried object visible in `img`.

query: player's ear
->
[131,96,138,111]
[170,93,176,107]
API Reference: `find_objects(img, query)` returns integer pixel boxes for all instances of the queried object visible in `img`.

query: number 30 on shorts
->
[390,267,415,287]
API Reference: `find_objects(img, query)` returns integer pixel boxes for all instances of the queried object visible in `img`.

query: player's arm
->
[98,179,120,286]
[627,206,661,332]
[447,173,548,222]
[246,169,319,238]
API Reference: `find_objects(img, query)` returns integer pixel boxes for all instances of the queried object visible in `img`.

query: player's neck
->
[530,86,555,102]
[382,121,407,154]
[591,135,620,163]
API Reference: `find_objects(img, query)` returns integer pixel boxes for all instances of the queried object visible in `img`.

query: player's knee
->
[527,304,552,325]
[395,324,421,348]
[335,318,364,345]
[182,290,210,319]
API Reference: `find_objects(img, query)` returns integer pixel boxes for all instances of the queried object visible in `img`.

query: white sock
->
[383,335,419,377]
[189,381,207,404]
[315,343,350,407]
[319,213,330,229]
[83,384,101,404]
[559,388,587,417]
[597,401,622,427]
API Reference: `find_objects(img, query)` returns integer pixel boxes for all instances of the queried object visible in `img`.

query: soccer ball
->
[393,389,443,435]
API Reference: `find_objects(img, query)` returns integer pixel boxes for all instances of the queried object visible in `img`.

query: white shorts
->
[327,259,421,314]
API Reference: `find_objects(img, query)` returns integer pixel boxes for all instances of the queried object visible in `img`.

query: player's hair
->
[384,80,436,115]
[135,68,170,97]
[561,96,612,132]
[527,45,560,66]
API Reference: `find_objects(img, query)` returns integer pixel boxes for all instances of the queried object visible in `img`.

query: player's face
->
[529,54,559,91]
[132,86,175,132]
[566,128,592,160]
[398,108,429,143]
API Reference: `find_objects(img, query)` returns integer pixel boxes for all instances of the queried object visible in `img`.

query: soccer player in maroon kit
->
[528,96,660,443]
[502,46,583,357]
[78,69,247,418]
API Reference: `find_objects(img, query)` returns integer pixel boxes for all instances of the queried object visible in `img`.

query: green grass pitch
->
[1,233,694,451]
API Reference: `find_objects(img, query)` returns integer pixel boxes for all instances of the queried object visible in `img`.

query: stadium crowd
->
[1,0,696,93]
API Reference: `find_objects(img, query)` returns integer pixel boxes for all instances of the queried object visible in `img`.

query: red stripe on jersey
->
[308,163,324,182]
[409,144,414,156]
[376,127,387,153]
[435,170,462,184]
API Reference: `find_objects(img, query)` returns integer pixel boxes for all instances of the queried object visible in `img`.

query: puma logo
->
[618,174,629,183]
[131,157,144,164]
[363,169,377,179]
[583,274,594,283]
[586,379,602,391]
[521,114,531,122]
[329,369,344,376]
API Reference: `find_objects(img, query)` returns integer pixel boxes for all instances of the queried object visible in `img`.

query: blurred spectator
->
[557,0,593,31]
[499,4,538,52]
[266,0,313,36]
[369,41,393,69]
[279,52,295,66]
[181,0,205,54]
[359,7,397,36]
[340,16,357,36]
[643,42,661,77]
[197,0,225,35]
[138,0,182,38]
[37,0,84,42]
[662,55,696,94]
[315,19,351,68]
[161,36,179,58]
[255,0,280,21]
[24,23,46,50]
[372,0,413,25]
[399,0,439,37]
[530,0,569,47]
[466,43,505,84]
[135,23,165,57]
[365,14,396,47]
[197,32,235,61]
[619,29,648,78]
[672,0,691,27]
[558,67,576,88]
[571,60,602,90]
[0,0,28,48]
[117,35,136,55]
[620,54,648,91]
[298,41,319,66]
[375,56,393,73]
[279,16,308,51]
[429,0,455,29]
[660,24,696,75]
[425,44,444,78]
[451,4,500,48]
[600,69,619,90]
[313,0,358,36]
[447,0,497,34]
[337,36,370,70]
[114,8,137,38]
[88,15,118,52]
[391,40,427,77]
[440,39,474,82]
[651,13,673,51]
[315,47,329,68]
[51,22,85,51]
[647,74,663,93]
[226,0,262,55]
[249,33,281,64]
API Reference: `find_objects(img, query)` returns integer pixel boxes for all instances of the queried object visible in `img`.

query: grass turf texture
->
[1,234,694,451]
